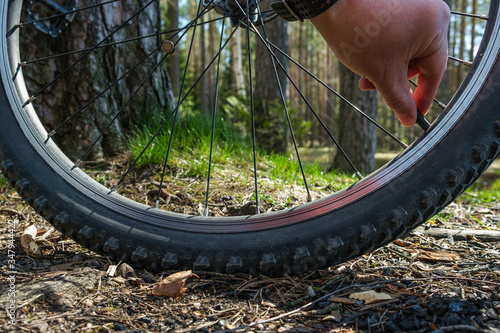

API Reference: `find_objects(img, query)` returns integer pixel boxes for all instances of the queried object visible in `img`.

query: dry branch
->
[415,227,500,242]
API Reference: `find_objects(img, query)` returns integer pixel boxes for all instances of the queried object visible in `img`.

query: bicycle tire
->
[1,0,500,275]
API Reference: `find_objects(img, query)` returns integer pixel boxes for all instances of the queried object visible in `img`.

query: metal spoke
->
[245,0,260,214]
[244,17,363,180]
[204,19,227,216]
[45,6,216,139]
[47,46,162,139]
[250,4,313,200]
[448,55,473,66]
[74,51,171,168]
[20,16,225,66]
[450,11,488,20]
[111,22,241,193]
[155,0,213,208]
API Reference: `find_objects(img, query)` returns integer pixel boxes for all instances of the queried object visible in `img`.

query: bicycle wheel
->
[1,0,499,275]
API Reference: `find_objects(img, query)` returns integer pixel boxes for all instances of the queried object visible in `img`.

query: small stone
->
[28,321,49,333]
[431,269,446,276]
[112,323,127,331]
[486,308,499,319]
[493,302,500,314]
[140,270,156,283]
[117,263,136,277]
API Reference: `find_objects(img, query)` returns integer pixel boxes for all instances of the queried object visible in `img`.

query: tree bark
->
[22,0,174,161]
[333,63,377,174]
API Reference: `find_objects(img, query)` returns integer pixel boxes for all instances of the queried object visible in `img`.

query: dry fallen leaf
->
[349,290,392,304]
[113,276,127,284]
[149,270,199,297]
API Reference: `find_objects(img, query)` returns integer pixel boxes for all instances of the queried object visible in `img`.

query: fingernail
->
[397,113,416,127]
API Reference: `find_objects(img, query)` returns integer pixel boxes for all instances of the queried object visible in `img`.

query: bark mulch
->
[1,190,499,333]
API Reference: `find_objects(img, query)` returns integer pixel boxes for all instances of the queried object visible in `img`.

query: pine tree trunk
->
[167,0,180,96]
[230,30,246,97]
[333,63,377,174]
[22,0,174,161]
[254,18,289,154]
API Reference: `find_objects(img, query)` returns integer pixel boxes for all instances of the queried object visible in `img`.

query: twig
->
[215,275,500,333]
[0,208,26,220]
[38,227,55,241]
[414,227,500,242]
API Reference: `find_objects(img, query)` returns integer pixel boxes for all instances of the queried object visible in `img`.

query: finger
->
[415,55,448,114]
[407,66,420,80]
[414,73,444,114]
[413,41,448,114]
[373,71,417,127]
[358,77,376,90]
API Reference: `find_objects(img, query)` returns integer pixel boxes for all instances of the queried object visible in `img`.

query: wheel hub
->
[25,0,78,37]
[204,0,259,25]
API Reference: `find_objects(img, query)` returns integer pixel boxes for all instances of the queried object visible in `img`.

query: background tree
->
[253,18,289,154]
[334,63,378,174]
[22,0,174,160]
[166,0,180,96]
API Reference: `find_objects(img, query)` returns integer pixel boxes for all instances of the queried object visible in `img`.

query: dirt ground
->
[1,185,500,333]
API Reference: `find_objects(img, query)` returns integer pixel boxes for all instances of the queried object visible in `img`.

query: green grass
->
[129,109,250,177]
[128,109,353,191]
[0,174,8,189]
[461,176,500,204]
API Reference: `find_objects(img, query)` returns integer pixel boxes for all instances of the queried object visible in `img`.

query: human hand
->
[310,0,450,126]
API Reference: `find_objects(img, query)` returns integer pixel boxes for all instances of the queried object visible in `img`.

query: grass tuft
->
[128,109,352,193]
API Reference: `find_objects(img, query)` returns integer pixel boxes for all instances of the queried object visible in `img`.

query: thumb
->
[374,72,417,127]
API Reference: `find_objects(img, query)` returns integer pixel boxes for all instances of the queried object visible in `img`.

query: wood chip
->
[20,224,42,258]
[349,290,393,304]
[106,265,118,277]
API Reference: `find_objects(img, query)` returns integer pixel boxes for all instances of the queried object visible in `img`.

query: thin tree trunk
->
[167,0,180,96]
[254,18,289,153]
[470,0,478,62]
[334,63,377,174]
[230,29,246,97]
[457,0,467,85]
[200,15,209,113]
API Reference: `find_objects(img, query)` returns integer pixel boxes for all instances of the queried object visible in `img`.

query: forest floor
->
[0,174,500,333]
